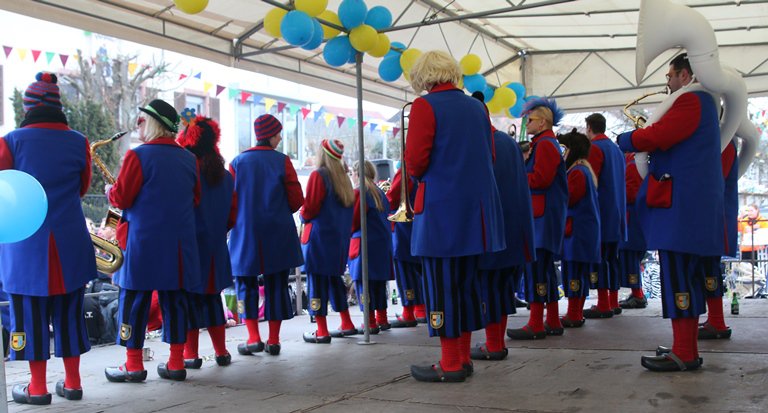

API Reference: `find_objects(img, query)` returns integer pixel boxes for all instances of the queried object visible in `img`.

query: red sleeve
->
[80,138,92,197]
[387,168,402,207]
[567,168,587,206]
[0,137,13,170]
[108,150,143,209]
[722,142,736,178]
[284,156,304,213]
[228,164,236,181]
[625,161,642,204]
[587,144,604,178]
[351,189,362,233]
[227,186,238,230]
[527,139,561,190]
[405,97,435,178]
[629,92,701,152]
[301,170,326,221]
[193,161,202,207]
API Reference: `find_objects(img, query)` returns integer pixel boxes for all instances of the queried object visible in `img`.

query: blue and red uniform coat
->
[563,162,601,263]
[386,169,420,263]
[479,130,536,270]
[190,167,237,294]
[349,186,393,282]
[228,147,304,276]
[404,83,505,258]
[618,91,724,256]
[108,137,202,291]
[722,140,738,257]
[0,124,96,296]
[587,134,626,243]
[301,167,353,276]
[618,153,647,252]
[526,129,568,255]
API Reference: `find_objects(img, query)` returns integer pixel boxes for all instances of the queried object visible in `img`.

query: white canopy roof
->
[3,0,767,110]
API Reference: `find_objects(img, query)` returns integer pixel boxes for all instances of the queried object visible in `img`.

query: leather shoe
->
[55,380,82,401]
[612,307,623,315]
[157,363,187,381]
[237,341,265,355]
[329,328,358,338]
[265,343,281,355]
[463,362,473,377]
[415,317,427,324]
[105,365,147,383]
[389,317,418,328]
[655,346,703,365]
[698,323,732,340]
[506,324,546,340]
[641,353,701,372]
[514,296,529,308]
[357,325,380,335]
[215,352,232,366]
[619,295,648,309]
[12,384,51,405]
[470,343,508,360]
[544,322,564,336]
[378,322,392,331]
[410,363,466,382]
[184,358,203,369]
[583,306,614,319]
[303,331,331,344]
[560,316,585,328]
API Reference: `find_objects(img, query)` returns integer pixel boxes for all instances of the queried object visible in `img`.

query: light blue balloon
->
[301,18,324,50]
[506,82,526,100]
[0,170,48,243]
[463,74,487,94]
[338,0,368,30]
[509,101,524,118]
[385,41,406,59]
[378,56,402,82]
[483,86,495,103]
[323,35,354,67]
[365,6,392,30]
[281,10,315,47]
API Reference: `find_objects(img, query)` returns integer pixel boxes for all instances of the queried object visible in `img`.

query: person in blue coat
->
[618,153,649,309]
[229,114,304,356]
[0,72,96,405]
[176,116,237,369]
[301,139,355,344]
[349,160,393,333]
[105,99,201,382]
[405,51,505,383]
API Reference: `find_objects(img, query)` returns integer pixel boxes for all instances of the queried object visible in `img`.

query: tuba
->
[388,102,414,223]
[622,89,669,128]
[90,131,127,273]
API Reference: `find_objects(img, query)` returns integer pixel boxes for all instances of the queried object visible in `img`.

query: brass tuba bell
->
[388,102,414,223]
[90,132,127,273]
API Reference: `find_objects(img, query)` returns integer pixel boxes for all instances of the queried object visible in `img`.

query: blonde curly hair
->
[409,50,462,94]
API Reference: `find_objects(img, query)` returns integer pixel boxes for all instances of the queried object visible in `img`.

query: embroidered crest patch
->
[628,274,639,285]
[536,283,547,296]
[675,293,690,310]
[569,280,580,292]
[705,277,717,292]
[237,300,245,315]
[310,298,322,311]
[590,272,598,284]
[11,332,26,351]
[120,323,132,341]
[405,289,415,300]
[430,312,444,329]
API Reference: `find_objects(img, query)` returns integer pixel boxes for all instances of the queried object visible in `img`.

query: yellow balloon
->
[350,25,378,52]
[500,81,512,89]
[174,0,208,14]
[368,34,391,58]
[295,0,328,17]
[460,54,482,76]
[317,10,342,39]
[493,87,517,108]
[264,8,288,39]
[487,100,503,114]
[400,48,422,74]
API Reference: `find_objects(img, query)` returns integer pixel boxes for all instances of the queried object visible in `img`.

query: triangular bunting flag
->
[203,81,213,93]
[288,105,301,116]
[369,123,378,133]
[337,116,346,128]
[347,118,356,128]
[381,125,391,133]
[59,54,69,67]
[179,74,188,80]
[228,88,240,99]
[45,51,55,65]
[393,127,401,137]
[323,113,335,127]
[301,107,311,120]
[264,98,277,112]
[3,46,12,59]
[31,50,41,62]
[194,72,202,79]
[216,85,226,96]
[240,91,252,104]
[128,62,138,77]
[17,49,28,61]
[362,121,368,128]
[314,109,324,122]
[277,101,287,113]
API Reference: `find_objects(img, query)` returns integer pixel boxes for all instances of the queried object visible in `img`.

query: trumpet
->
[90,131,127,273]
[388,102,414,223]
[622,88,668,128]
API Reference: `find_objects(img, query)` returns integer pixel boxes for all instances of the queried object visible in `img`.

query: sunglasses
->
[527,117,541,124]
[137,117,146,127]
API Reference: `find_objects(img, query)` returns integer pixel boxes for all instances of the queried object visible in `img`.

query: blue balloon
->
[508,101,524,118]
[302,18,324,50]
[506,82,526,100]
[338,0,368,30]
[378,56,402,82]
[365,6,392,30]
[483,86,495,103]
[0,170,48,243]
[385,41,406,59]
[281,10,315,47]
[463,74,487,94]
[323,36,354,67]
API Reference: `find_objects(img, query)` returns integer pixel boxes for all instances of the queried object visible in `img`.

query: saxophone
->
[90,131,127,273]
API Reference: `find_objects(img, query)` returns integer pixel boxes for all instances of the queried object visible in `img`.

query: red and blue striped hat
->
[321,139,344,161]
[23,72,62,112]
[253,114,282,141]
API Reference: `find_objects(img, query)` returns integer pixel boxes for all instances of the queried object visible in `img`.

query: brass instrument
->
[388,102,414,223]
[622,89,668,127]
[377,179,392,194]
[90,131,127,273]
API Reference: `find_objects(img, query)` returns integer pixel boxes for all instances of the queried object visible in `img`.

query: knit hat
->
[139,99,180,133]
[253,114,282,141]
[177,115,221,155]
[321,139,344,161]
[23,72,62,112]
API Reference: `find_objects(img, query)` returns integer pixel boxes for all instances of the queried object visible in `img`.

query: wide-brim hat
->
[139,99,180,133]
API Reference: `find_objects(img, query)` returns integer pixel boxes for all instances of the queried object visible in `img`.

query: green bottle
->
[391,289,398,305]
[731,292,739,315]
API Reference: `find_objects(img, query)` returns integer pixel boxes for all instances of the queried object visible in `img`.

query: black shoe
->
[560,316,585,328]
[237,341,265,355]
[55,380,83,401]
[265,343,281,355]
[619,295,648,309]
[514,297,529,308]
[583,306,614,319]
[613,307,623,315]
[303,331,331,344]
[641,353,701,372]
[389,317,418,328]
[415,317,427,324]
[470,343,508,361]
[463,362,474,377]
[12,384,51,405]
[698,323,732,340]
[410,363,466,382]
[215,352,232,366]
[506,324,546,340]
[157,363,187,381]
[357,325,380,335]
[655,346,704,365]
[105,365,148,383]
[329,328,358,338]
[184,358,203,369]
[544,322,564,336]
[378,322,392,331]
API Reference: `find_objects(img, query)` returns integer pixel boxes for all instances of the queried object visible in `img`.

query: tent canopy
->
[4,0,767,110]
